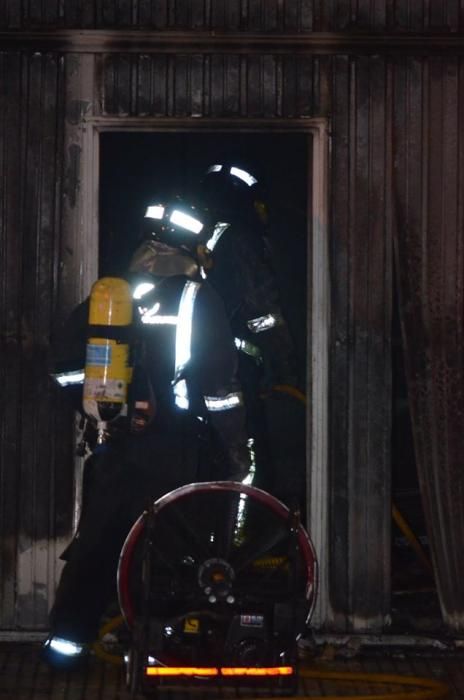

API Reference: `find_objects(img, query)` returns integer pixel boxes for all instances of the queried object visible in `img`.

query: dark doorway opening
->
[99,130,311,513]
[390,281,440,632]
[99,131,310,386]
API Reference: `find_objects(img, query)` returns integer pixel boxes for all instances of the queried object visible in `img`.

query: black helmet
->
[141,197,209,252]
[199,160,268,224]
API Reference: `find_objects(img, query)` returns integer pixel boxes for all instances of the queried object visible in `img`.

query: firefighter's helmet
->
[141,197,209,252]
[199,161,268,224]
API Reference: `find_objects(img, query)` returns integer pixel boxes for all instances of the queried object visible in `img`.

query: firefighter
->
[195,160,305,507]
[43,198,253,669]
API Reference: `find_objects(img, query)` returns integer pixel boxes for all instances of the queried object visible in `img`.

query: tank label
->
[83,377,126,402]
[86,344,111,366]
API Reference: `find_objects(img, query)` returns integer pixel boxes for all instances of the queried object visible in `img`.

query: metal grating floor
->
[1,642,463,700]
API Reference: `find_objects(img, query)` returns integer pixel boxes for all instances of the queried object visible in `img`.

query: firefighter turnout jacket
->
[203,218,297,389]
[52,244,253,482]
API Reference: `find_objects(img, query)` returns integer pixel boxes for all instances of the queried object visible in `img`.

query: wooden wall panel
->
[210,1,241,31]
[210,55,239,117]
[328,54,351,628]
[151,55,169,117]
[98,53,317,120]
[16,52,54,628]
[0,0,21,27]
[101,54,132,115]
[355,56,391,626]
[1,0,464,31]
[327,56,392,630]
[0,51,23,628]
[0,51,77,630]
[393,56,464,632]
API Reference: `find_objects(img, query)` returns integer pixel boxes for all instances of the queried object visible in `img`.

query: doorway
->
[99,131,310,380]
[82,119,330,628]
[98,130,310,517]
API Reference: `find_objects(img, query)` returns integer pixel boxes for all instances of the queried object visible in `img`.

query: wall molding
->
[1,30,464,54]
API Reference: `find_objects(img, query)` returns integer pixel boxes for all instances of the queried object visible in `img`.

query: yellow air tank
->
[83,277,133,441]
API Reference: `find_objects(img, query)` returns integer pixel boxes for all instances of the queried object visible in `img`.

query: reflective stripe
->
[206,222,230,252]
[206,163,257,187]
[173,281,201,409]
[137,298,179,325]
[52,370,85,387]
[132,282,155,300]
[145,205,164,220]
[204,391,243,412]
[243,437,256,485]
[141,313,178,325]
[174,380,189,409]
[234,337,263,363]
[233,438,256,545]
[139,301,159,321]
[170,209,203,234]
[230,166,257,187]
[246,313,283,334]
[48,637,84,657]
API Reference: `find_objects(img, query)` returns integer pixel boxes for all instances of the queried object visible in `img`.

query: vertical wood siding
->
[0,52,75,629]
[97,53,316,118]
[393,56,464,632]
[1,0,464,31]
[328,55,392,630]
[0,51,23,628]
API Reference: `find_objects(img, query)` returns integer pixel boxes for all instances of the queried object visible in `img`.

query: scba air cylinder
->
[83,277,133,439]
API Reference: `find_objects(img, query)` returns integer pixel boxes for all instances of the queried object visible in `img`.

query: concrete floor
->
[1,641,463,700]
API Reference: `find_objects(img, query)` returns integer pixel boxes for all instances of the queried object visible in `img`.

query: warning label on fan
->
[184,618,200,634]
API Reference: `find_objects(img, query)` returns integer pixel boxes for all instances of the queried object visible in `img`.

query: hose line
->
[235,668,450,700]
[298,668,449,700]
[93,615,125,666]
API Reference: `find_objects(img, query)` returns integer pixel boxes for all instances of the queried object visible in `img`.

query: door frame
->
[81,116,331,628]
